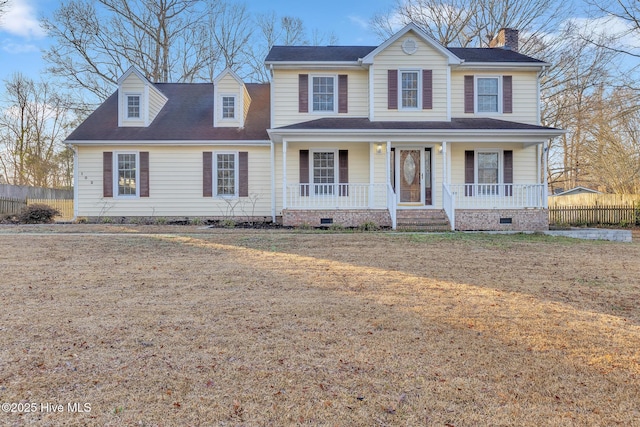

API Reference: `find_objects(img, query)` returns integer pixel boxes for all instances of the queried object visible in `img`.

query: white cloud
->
[0,0,46,39]
[1,39,39,53]
[348,15,369,30]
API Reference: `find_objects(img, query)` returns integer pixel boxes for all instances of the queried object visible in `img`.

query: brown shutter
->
[464,75,474,113]
[388,69,398,110]
[140,151,149,197]
[503,75,513,114]
[299,150,309,196]
[465,150,474,196]
[203,152,212,197]
[299,74,308,113]
[338,74,348,113]
[239,151,248,197]
[103,152,113,198]
[339,150,348,196]
[422,69,433,110]
[503,150,513,196]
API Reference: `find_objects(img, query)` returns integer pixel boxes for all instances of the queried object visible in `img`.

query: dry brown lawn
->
[0,225,639,426]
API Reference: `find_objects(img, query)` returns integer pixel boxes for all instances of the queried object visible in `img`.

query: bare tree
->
[209,1,254,74]
[0,74,75,187]
[0,0,9,19]
[41,0,216,102]
[371,0,565,53]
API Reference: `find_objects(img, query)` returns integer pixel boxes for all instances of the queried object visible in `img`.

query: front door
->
[399,149,421,203]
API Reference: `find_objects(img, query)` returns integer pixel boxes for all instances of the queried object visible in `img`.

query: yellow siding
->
[450,70,539,124]
[148,86,167,123]
[76,145,272,217]
[373,32,449,121]
[243,85,251,125]
[449,143,538,185]
[272,69,369,128]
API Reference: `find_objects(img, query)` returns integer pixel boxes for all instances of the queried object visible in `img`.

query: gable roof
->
[213,67,244,86]
[66,83,270,142]
[265,23,546,65]
[361,23,461,65]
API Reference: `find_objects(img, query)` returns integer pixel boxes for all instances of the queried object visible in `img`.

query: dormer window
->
[127,94,141,118]
[222,96,236,119]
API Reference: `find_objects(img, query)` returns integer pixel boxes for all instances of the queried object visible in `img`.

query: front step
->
[396,209,451,232]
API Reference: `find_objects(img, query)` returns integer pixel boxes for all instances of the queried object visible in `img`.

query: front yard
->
[0,227,639,426]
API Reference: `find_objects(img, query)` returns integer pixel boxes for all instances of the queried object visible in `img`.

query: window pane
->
[313,152,335,194]
[477,78,499,112]
[117,153,137,196]
[222,96,235,119]
[312,77,334,112]
[127,96,140,118]
[478,152,498,195]
[216,153,236,196]
[401,71,418,108]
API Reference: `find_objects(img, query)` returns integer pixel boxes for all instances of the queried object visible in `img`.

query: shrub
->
[19,204,61,224]
[358,221,380,232]
[221,219,235,228]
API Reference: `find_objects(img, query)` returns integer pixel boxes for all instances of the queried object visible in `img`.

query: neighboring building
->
[66,23,563,230]
[552,186,602,197]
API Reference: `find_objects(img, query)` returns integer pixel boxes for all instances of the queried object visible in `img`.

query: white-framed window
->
[215,152,238,197]
[221,95,236,119]
[311,150,337,195]
[476,150,501,195]
[126,94,141,119]
[400,70,420,109]
[115,152,139,197]
[476,77,501,113]
[311,75,336,113]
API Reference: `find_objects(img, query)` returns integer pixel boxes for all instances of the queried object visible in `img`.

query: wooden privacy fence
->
[27,199,74,220]
[549,205,639,226]
[0,197,27,215]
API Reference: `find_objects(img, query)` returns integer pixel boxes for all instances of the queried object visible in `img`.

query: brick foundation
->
[282,209,392,228]
[455,209,549,231]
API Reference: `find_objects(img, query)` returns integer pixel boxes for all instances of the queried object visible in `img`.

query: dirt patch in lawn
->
[0,228,639,426]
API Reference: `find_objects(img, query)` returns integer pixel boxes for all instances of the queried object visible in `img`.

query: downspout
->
[71,144,79,222]
[282,139,287,211]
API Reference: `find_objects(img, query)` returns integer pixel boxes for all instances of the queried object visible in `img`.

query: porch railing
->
[286,183,388,209]
[387,183,397,229]
[447,184,545,209]
[442,184,455,230]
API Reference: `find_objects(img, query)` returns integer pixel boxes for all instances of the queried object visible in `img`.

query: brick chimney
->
[489,28,519,52]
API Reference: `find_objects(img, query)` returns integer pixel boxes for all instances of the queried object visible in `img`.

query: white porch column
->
[441,141,448,185]
[282,139,288,210]
[72,145,79,220]
[369,142,375,208]
[270,141,276,222]
[386,140,392,188]
[543,141,549,208]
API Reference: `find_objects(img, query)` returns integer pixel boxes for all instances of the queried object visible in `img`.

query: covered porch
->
[269,118,562,230]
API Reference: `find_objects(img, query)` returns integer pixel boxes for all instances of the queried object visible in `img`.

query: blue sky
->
[0,0,391,83]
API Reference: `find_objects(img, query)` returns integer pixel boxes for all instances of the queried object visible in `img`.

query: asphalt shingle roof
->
[265,45,545,64]
[66,83,271,141]
[276,117,559,131]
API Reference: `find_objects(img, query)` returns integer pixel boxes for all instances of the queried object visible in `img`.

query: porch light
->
[376,143,383,154]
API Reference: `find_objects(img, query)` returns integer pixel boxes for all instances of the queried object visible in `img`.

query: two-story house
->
[66,23,563,230]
